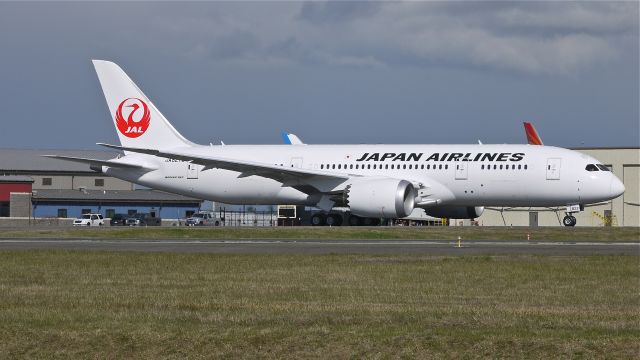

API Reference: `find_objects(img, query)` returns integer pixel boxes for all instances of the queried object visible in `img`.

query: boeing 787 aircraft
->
[45,60,625,227]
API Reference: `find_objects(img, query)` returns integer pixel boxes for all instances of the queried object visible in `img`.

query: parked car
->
[186,211,221,226]
[126,213,161,226]
[109,214,128,226]
[73,213,104,226]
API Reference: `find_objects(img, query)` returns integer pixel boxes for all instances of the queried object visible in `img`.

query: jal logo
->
[115,98,150,138]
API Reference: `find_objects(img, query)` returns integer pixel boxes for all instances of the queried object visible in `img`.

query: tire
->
[563,215,576,227]
[86,223,91,226]
[311,214,326,226]
[326,214,342,226]
[348,215,362,226]
[362,217,380,226]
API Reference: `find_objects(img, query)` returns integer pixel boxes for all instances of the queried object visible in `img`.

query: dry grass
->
[0,252,638,358]
[0,226,638,241]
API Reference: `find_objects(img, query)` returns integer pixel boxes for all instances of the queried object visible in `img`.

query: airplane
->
[44,60,625,227]
[285,122,544,146]
[524,122,544,145]
[281,131,305,145]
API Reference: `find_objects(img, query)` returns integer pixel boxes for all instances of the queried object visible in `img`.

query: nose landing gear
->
[562,204,583,227]
[562,214,577,227]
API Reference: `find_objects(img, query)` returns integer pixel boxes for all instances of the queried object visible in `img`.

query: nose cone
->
[610,176,625,198]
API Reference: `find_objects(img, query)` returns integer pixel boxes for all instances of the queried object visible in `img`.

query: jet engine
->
[424,206,484,219]
[344,179,416,218]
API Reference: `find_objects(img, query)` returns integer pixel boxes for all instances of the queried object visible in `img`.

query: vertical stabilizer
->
[523,121,544,145]
[92,60,192,150]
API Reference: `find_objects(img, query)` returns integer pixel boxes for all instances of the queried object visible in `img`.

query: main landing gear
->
[562,214,577,227]
[310,213,380,226]
[310,213,343,226]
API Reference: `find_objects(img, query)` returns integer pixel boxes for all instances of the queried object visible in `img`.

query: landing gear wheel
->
[311,214,326,226]
[325,214,343,226]
[563,215,577,227]
[348,215,363,226]
[362,217,380,226]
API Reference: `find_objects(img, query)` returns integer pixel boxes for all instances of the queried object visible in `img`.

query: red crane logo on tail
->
[115,98,150,138]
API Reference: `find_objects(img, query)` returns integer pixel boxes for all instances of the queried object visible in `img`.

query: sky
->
[0,1,638,149]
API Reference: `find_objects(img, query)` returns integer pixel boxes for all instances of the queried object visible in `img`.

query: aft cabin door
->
[546,158,561,180]
[455,162,468,180]
[187,163,199,179]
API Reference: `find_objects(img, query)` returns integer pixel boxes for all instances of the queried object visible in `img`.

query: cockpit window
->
[596,164,611,171]
[585,164,598,171]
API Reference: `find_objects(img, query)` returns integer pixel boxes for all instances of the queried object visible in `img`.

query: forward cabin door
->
[546,158,561,180]
[187,163,199,179]
[455,162,468,180]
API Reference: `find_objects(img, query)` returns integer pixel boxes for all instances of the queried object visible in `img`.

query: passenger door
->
[546,158,561,180]
[187,163,199,179]
[455,162,468,180]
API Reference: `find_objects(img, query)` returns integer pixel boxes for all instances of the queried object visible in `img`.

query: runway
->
[0,239,637,255]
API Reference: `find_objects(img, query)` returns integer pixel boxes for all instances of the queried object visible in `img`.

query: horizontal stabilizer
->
[41,155,154,170]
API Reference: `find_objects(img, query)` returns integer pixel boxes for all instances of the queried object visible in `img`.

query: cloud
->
[177,1,637,75]
[298,1,381,24]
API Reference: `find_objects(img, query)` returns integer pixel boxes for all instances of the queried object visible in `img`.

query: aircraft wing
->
[97,143,352,193]
[41,155,155,170]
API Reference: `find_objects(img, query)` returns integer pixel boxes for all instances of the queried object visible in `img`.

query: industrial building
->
[0,149,202,220]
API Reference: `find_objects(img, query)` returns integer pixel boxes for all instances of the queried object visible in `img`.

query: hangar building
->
[0,149,202,220]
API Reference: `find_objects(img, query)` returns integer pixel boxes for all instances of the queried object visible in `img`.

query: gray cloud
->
[298,1,381,24]
[170,1,638,75]
[0,1,636,149]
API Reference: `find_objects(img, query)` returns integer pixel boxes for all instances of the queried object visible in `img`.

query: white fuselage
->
[105,144,624,208]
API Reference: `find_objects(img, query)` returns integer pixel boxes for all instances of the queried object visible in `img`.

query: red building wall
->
[0,183,33,201]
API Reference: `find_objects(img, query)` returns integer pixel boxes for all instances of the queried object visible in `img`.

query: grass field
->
[1,226,639,241]
[0,251,638,358]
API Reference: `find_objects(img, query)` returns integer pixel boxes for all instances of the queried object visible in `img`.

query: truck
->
[185,211,221,226]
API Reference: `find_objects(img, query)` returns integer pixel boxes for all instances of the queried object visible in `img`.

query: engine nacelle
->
[424,206,484,219]
[345,179,416,218]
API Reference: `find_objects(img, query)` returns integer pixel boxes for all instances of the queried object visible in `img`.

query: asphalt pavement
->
[0,239,637,255]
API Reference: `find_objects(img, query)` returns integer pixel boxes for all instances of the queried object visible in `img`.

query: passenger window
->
[518,165,521,170]
[320,164,324,169]
[585,164,598,171]
[439,164,442,170]
[350,164,353,169]
[421,165,424,170]
[524,165,528,170]
[500,165,503,169]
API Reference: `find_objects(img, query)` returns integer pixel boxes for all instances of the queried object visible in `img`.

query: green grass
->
[1,226,638,241]
[0,251,638,358]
